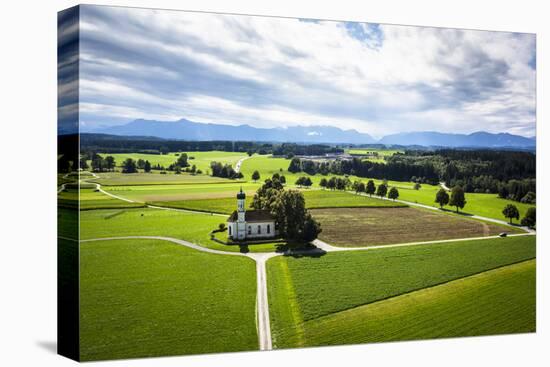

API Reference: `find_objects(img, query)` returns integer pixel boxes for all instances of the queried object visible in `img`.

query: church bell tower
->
[237,187,246,222]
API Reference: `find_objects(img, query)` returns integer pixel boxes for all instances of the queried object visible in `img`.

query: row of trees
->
[80,153,116,172]
[288,157,440,184]
[210,162,244,179]
[434,186,466,213]
[251,175,321,243]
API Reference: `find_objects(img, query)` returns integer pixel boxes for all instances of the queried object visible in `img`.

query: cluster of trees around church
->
[288,149,536,204]
[252,174,322,243]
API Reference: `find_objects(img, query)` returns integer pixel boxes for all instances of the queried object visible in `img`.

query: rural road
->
[234,156,249,173]
[81,235,280,351]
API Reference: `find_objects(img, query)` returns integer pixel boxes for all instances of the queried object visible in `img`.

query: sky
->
[71,5,536,138]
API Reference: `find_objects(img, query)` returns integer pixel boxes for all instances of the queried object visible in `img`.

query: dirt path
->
[235,156,249,173]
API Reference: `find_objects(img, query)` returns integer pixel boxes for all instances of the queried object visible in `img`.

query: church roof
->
[227,209,275,223]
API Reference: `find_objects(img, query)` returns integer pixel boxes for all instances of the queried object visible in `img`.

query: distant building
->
[227,188,277,240]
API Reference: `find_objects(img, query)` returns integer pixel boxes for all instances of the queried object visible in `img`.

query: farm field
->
[79,207,281,253]
[150,189,405,215]
[296,260,536,347]
[266,235,535,348]
[97,151,247,173]
[58,188,146,210]
[312,207,521,247]
[90,171,234,186]
[80,238,258,360]
[102,182,260,202]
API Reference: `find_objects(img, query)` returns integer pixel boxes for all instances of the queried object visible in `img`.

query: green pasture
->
[79,207,280,253]
[297,260,535,347]
[97,151,247,173]
[80,238,257,360]
[396,184,536,222]
[150,189,405,215]
[266,235,535,348]
[58,189,145,210]
[240,154,414,188]
[89,171,235,186]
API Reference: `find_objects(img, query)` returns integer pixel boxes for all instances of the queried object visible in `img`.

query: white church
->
[227,188,277,241]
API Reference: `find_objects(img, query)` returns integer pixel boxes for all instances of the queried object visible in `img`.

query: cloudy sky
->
[76,5,536,138]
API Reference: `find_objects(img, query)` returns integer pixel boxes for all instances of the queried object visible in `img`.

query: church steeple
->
[237,187,246,215]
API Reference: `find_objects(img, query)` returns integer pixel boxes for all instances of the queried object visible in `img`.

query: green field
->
[150,189,405,215]
[79,207,280,253]
[90,171,236,186]
[266,235,535,348]
[396,184,536,222]
[97,151,247,173]
[80,238,257,360]
[102,182,260,202]
[58,189,146,210]
[296,260,535,347]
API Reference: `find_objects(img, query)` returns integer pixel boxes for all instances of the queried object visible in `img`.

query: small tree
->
[104,156,115,171]
[357,182,365,195]
[376,183,388,198]
[388,187,399,201]
[252,170,260,182]
[366,180,376,196]
[121,158,137,173]
[218,223,227,231]
[502,204,520,224]
[414,182,421,190]
[176,153,189,167]
[137,159,145,169]
[280,175,286,185]
[435,188,450,209]
[303,177,313,188]
[449,185,466,213]
[521,207,536,228]
[144,160,151,173]
[319,178,328,189]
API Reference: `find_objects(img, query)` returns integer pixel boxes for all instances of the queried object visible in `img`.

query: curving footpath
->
[80,235,280,351]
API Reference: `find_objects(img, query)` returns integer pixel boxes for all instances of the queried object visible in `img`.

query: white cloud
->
[78,6,536,138]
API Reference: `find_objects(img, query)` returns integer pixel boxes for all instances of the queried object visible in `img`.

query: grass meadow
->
[79,207,281,253]
[80,238,257,360]
[58,189,146,210]
[295,260,535,347]
[97,151,247,173]
[312,206,522,247]
[266,235,535,348]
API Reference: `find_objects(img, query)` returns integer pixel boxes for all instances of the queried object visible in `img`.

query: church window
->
[248,226,251,235]
[267,224,270,234]
[229,226,232,236]
[258,225,261,234]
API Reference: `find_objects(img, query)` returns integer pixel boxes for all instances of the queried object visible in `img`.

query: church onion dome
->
[237,187,246,199]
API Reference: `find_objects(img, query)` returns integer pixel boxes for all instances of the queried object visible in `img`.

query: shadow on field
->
[439,208,474,217]
[281,243,327,258]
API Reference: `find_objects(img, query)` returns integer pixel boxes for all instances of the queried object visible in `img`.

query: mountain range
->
[84,118,536,148]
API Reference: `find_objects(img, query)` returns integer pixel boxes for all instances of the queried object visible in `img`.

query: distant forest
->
[290,149,536,203]
[79,133,342,156]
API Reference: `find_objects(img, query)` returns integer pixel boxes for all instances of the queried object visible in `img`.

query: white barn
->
[227,188,277,241]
